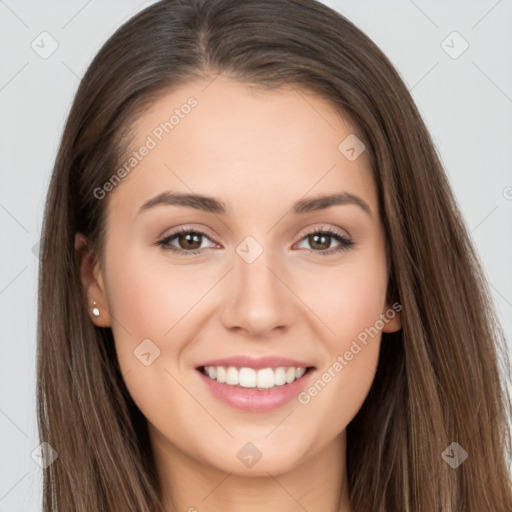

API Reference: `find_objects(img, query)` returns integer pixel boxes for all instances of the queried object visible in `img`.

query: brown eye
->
[307,233,331,250]
[295,228,355,256]
[157,228,216,255]
[176,232,202,250]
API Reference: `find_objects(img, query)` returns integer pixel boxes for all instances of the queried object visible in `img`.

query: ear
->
[382,297,402,333]
[75,232,111,327]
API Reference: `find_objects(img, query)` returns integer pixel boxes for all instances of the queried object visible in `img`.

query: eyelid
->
[297,223,351,240]
[157,223,221,241]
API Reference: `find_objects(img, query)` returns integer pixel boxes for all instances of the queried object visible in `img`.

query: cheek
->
[102,246,185,382]
[306,269,385,378]
[103,250,198,429]
[294,245,388,429]
[297,280,384,442]
[105,246,208,342]
[299,249,388,348]
[103,244,224,413]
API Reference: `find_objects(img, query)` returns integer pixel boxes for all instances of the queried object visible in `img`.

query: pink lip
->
[196,367,316,412]
[196,355,313,370]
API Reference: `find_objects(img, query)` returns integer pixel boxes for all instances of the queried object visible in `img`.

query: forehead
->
[108,77,377,221]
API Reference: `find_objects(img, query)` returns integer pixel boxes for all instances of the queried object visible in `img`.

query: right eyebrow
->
[138,192,228,216]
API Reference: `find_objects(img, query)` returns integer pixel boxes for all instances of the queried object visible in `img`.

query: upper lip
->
[196,355,315,370]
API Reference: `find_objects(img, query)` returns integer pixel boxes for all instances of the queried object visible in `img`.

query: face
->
[77,76,401,478]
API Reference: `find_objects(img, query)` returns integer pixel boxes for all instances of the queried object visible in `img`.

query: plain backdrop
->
[0,0,511,509]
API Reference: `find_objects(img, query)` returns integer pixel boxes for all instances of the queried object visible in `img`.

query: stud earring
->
[92,301,100,317]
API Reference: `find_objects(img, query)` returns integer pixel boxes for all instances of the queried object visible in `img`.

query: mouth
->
[195,362,316,412]
[197,365,315,390]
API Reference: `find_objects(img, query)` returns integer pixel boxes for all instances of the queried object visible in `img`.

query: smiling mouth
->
[198,365,315,390]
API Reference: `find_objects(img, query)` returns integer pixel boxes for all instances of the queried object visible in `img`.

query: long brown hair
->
[37,0,512,510]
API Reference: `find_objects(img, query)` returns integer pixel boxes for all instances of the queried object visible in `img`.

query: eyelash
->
[155,226,355,257]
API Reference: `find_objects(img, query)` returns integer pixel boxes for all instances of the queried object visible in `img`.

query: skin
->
[76,76,402,512]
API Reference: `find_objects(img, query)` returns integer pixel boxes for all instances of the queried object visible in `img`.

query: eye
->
[156,228,217,256]
[295,227,355,256]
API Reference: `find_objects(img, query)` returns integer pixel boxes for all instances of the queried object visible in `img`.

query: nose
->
[220,246,296,338]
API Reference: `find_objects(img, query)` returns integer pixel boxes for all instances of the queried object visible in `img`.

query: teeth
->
[202,365,309,389]
[295,367,306,378]
[256,368,274,389]
[226,366,239,385]
[239,367,256,387]
[216,366,226,383]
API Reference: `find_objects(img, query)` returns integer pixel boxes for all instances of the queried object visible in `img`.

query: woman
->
[36,0,512,510]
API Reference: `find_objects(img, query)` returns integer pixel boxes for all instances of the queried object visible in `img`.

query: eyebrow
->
[137,191,372,217]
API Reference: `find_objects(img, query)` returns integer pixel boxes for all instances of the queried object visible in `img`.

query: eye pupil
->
[310,233,330,250]
[179,232,201,250]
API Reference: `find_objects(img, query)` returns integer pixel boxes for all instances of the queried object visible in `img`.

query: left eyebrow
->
[291,192,372,217]
[137,191,372,217]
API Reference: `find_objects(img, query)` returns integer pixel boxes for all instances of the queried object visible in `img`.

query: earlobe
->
[382,300,402,333]
[74,232,112,327]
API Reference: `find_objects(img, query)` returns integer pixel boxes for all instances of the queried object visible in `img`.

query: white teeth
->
[295,367,306,379]
[239,367,256,387]
[216,366,226,383]
[257,368,274,389]
[285,367,295,384]
[274,367,286,385]
[202,365,309,389]
[226,367,239,385]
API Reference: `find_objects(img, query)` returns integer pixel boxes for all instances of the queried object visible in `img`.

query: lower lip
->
[197,368,315,412]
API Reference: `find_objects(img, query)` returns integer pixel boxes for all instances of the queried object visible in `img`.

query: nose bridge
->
[220,235,294,335]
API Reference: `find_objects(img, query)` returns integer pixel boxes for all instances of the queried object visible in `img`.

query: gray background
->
[1,0,511,509]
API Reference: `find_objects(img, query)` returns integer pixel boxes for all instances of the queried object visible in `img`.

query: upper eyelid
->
[162,227,218,244]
